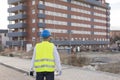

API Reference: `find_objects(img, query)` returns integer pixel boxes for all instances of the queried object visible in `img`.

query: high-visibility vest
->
[34,41,55,72]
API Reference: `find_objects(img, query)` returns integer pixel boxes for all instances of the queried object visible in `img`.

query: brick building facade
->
[7,0,110,51]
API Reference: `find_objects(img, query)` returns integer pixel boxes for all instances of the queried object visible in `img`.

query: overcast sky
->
[0,0,120,30]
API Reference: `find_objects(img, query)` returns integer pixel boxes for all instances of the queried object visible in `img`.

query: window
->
[94,12,106,17]
[46,28,67,33]
[32,0,35,5]
[45,20,67,26]
[72,30,91,34]
[71,15,90,21]
[32,19,36,23]
[71,7,91,14]
[60,0,67,2]
[71,38,74,41]
[71,22,91,28]
[83,38,85,41]
[32,37,36,41]
[94,25,106,29]
[39,19,43,23]
[45,2,67,10]
[19,20,26,23]
[94,32,106,35]
[23,11,26,14]
[4,33,7,36]
[39,28,42,32]
[19,20,23,23]
[39,1,43,4]
[32,28,36,33]
[94,19,106,24]
[39,10,43,13]
[32,9,35,14]
[45,11,67,18]
[94,6,106,12]
[71,1,91,8]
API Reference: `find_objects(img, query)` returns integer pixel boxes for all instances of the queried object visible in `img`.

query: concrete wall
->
[0,33,9,48]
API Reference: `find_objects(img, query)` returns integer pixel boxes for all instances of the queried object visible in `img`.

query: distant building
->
[0,30,9,49]
[7,0,110,51]
[110,30,120,51]
[110,30,120,39]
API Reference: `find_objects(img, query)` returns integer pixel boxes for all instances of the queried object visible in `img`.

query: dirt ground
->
[1,49,120,74]
[59,51,120,74]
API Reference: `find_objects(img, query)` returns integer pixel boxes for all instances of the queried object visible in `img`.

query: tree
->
[110,36,120,44]
[0,45,3,52]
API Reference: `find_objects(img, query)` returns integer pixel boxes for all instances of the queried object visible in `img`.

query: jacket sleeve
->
[30,47,36,70]
[53,45,62,71]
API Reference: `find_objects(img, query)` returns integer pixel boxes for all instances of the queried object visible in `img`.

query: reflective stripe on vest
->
[35,58,55,62]
[34,41,55,72]
[35,65,55,68]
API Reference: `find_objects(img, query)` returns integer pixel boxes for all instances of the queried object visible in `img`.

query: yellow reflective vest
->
[34,41,55,72]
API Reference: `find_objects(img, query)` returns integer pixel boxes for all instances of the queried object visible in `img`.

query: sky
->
[0,0,120,30]
[106,0,120,30]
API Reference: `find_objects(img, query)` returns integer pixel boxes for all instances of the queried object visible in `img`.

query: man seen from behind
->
[30,29,62,80]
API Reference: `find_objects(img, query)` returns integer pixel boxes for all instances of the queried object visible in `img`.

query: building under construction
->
[7,0,110,51]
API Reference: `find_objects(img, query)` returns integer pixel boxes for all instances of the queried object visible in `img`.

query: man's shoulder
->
[35,42,42,46]
[49,42,55,46]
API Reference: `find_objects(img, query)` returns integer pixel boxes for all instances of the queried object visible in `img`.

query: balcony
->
[38,4,45,10]
[38,23,46,28]
[106,17,110,21]
[106,29,110,33]
[105,3,111,10]
[106,11,110,15]
[8,0,25,4]
[52,40,110,45]
[8,13,27,21]
[38,13,46,19]
[106,23,110,27]
[6,40,27,46]
[8,23,27,29]
[8,32,27,37]
[85,0,101,6]
[8,5,27,13]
